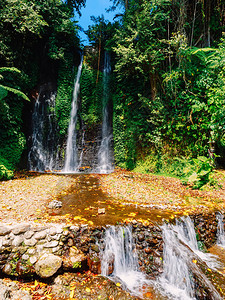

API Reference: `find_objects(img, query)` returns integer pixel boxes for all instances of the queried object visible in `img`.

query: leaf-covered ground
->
[0,169,225,299]
[0,172,79,223]
[0,169,225,224]
[99,168,225,215]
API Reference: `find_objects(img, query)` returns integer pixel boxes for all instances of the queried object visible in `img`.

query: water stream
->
[64,56,83,172]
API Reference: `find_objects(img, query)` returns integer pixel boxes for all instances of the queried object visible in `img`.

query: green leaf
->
[0,85,30,101]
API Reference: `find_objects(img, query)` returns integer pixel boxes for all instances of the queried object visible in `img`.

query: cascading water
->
[28,86,58,171]
[175,216,220,270]
[97,52,114,174]
[100,220,222,299]
[158,217,222,300]
[101,226,149,297]
[159,223,195,300]
[216,212,225,247]
[63,56,83,172]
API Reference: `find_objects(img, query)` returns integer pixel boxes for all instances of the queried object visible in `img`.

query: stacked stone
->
[0,213,221,280]
[0,223,85,278]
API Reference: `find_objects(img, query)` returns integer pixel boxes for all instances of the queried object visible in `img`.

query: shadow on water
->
[48,174,175,226]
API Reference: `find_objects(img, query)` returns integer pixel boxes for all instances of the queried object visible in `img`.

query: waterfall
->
[158,217,222,300]
[97,52,114,174]
[159,223,195,300]
[175,217,220,270]
[101,226,149,296]
[28,86,58,171]
[63,56,83,172]
[217,212,225,247]
[77,129,85,170]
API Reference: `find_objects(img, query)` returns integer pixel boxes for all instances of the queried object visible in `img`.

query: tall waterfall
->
[28,85,58,171]
[64,56,83,172]
[101,226,149,296]
[97,52,114,174]
[217,212,225,247]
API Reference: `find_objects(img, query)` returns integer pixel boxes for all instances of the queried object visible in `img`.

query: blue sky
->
[78,0,121,45]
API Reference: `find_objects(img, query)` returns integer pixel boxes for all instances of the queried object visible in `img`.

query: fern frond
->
[0,84,30,101]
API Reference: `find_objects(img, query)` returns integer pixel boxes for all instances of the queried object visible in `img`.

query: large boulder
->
[35,254,62,278]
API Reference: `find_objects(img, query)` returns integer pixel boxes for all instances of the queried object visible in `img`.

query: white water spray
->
[64,56,83,172]
[159,223,195,300]
[217,212,225,247]
[97,52,114,174]
[101,226,149,296]
[28,88,57,171]
[158,217,222,300]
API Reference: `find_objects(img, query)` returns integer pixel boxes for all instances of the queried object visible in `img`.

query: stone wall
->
[0,212,221,280]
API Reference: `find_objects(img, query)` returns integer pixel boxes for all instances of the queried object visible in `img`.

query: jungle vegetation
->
[0,0,225,186]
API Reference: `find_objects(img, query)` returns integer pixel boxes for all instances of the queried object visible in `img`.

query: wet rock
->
[2,263,12,275]
[22,254,29,261]
[70,225,79,232]
[138,234,145,242]
[87,254,101,273]
[24,231,34,239]
[30,256,37,264]
[62,247,86,270]
[67,238,74,247]
[91,244,100,253]
[2,238,12,247]
[35,254,62,278]
[48,200,62,209]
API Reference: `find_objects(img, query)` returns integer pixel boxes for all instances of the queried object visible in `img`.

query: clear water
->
[64,56,83,172]
[97,52,114,174]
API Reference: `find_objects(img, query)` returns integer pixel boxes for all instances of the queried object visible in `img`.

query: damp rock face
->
[35,254,62,278]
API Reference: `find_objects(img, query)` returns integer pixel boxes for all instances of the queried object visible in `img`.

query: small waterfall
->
[159,223,195,300]
[217,212,225,247]
[64,56,83,172]
[101,226,149,296]
[175,217,220,270]
[158,217,222,299]
[97,52,114,174]
[28,86,58,171]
